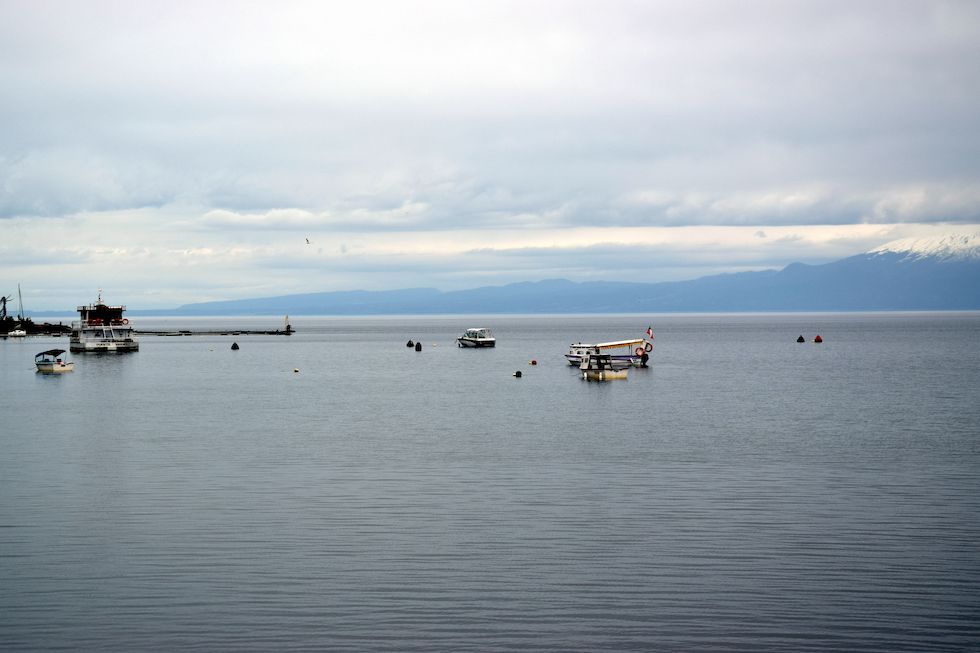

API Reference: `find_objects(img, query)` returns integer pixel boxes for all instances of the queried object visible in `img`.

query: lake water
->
[2,313,979,651]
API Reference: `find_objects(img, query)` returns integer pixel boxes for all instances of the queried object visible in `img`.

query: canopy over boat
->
[35,348,67,360]
[591,339,644,350]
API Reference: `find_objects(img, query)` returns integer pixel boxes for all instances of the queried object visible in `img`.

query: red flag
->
[645,326,654,338]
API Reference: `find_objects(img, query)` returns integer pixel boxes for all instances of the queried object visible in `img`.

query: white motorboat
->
[8,325,27,338]
[457,327,495,348]
[580,352,631,381]
[35,349,75,373]
[70,291,139,352]
[566,339,649,366]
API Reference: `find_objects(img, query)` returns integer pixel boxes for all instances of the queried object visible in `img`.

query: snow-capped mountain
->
[117,232,980,315]
[868,232,980,262]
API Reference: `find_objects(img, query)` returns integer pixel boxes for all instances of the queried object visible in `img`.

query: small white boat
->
[8,326,27,337]
[457,327,495,348]
[566,339,649,366]
[35,349,75,373]
[580,352,631,381]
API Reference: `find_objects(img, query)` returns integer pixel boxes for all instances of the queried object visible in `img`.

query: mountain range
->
[147,233,980,315]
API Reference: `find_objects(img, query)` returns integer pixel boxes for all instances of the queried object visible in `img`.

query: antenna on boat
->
[98,288,103,303]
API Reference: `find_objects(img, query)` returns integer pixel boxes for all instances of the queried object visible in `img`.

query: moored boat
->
[35,349,75,373]
[566,339,649,366]
[70,291,139,352]
[457,327,495,348]
[580,352,631,381]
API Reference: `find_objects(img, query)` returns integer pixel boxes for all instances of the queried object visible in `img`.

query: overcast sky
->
[2,0,979,309]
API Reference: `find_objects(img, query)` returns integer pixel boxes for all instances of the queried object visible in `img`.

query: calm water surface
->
[2,313,979,651]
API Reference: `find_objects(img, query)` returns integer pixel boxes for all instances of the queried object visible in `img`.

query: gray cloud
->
[2,1,979,305]
[3,2,978,222]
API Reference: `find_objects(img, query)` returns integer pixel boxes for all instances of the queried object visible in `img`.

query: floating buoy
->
[797,335,805,343]
[406,340,414,347]
[813,335,823,343]
[415,342,422,352]
[513,370,522,378]
[231,342,240,350]
[529,359,537,365]
[293,368,299,373]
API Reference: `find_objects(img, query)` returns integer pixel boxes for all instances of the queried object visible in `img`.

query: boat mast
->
[17,284,24,320]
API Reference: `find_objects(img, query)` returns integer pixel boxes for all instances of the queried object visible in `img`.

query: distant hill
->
[155,233,980,315]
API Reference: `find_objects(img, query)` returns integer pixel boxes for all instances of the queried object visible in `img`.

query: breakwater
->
[136,328,293,336]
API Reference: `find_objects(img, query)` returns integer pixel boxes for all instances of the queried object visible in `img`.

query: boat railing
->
[72,320,134,328]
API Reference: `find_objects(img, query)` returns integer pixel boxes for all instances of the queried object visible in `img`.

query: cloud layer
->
[2,1,979,307]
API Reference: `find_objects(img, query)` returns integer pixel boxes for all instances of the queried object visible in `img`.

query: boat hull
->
[457,338,495,348]
[582,369,629,381]
[36,362,74,373]
[70,340,139,352]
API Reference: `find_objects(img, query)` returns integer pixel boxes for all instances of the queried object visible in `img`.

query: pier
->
[136,328,293,337]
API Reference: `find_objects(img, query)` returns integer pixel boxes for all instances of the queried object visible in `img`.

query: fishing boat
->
[580,352,631,381]
[565,339,649,366]
[35,349,75,373]
[457,327,495,348]
[70,291,139,352]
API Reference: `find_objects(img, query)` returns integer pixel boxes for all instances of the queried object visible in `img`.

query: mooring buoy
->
[513,370,522,378]
[415,342,422,352]
[231,342,240,350]
[406,340,414,347]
